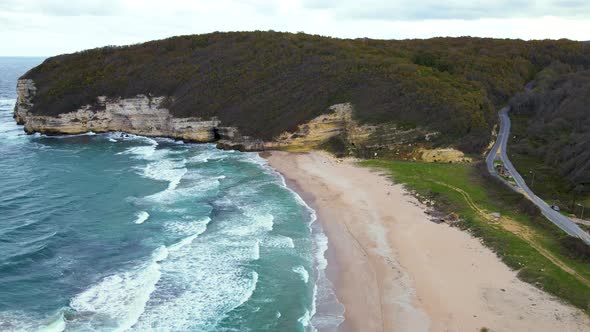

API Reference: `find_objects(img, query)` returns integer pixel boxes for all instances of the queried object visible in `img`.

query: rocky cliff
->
[15,79,224,142]
[17,32,590,157]
[14,79,472,162]
[13,79,373,152]
[216,103,374,152]
[14,79,36,125]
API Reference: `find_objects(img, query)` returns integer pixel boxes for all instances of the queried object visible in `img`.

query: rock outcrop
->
[14,79,371,151]
[15,79,225,143]
[14,79,36,125]
[272,103,373,150]
[216,103,374,152]
[14,79,471,161]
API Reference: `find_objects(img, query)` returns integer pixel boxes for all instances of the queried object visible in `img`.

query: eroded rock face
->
[14,79,465,161]
[216,103,375,152]
[14,79,221,143]
[15,79,372,152]
[274,103,369,149]
[14,79,36,125]
[419,148,472,163]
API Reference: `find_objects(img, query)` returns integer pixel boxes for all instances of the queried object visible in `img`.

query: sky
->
[1,0,589,56]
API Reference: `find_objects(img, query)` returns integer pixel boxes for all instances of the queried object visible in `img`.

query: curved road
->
[486,107,590,244]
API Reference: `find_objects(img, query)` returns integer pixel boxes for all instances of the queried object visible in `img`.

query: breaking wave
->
[293,265,310,284]
[134,211,150,224]
[0,124,329,331]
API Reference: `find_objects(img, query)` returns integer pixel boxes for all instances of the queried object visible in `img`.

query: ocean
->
[0,57,343,331]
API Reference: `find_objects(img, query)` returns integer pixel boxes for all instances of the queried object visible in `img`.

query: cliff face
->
[217,103,374,152]
[14,78,473,161]
[14,79,36,125]
[15,78,224,143]
[18,32,590,156]
[13,79,370,152]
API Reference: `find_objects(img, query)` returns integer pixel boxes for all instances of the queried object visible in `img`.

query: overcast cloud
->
[1,0,588,56]
[302,0,590,20]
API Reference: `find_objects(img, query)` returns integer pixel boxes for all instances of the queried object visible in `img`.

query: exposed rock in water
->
[14,79,36,125]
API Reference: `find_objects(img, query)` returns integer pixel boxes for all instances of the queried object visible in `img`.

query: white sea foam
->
[36,131,98,139]
[182,173,226,182]
[119,144,157,159]
[0,310,67,332]
[138,151,227,207]
[0,98,16,104]
[264,160,346,331]
[154,207,189,214]
[261,234,295,249]
[109,132,157,144]
[66,222,222,331]
[138,156,191,204]
[167,234,200,253]
[69,246,169,332]
[143,174,221,205]
[155,137,184,145]
[65,214,217,331]
[298,309,312,328]
[116,136,159,159]
[130,239,260,331]
[238,156,338,331]
[188,149,224,163]
[142,159,186,190]
[241,152,268,167]
[166,217,211,236]
[252,240,261,260]
[0,311,40,332]
[51,142,329,331]
[213,196,233,208]
[38,312,66,332]
[134,211,150,224]
[292,266,310,284]
[122,178,263,330]
[313,231,329,271]
[223,210,274,236]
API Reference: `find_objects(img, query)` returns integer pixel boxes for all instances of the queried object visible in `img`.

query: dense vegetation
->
[23,31,590,154]
[510,64,590,213]
[362,160,590,314]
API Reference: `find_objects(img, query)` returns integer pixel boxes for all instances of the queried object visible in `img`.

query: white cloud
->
[0,0,588,56]
[0,0,123,16]
[302,0,590,20]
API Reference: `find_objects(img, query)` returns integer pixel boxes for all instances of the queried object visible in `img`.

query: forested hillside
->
[21,31,590,154]
[510,65,590,212]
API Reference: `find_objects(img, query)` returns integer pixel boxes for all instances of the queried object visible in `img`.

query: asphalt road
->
[486,107,590,244]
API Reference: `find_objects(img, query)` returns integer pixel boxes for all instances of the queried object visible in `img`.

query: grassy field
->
[360,160,590,313]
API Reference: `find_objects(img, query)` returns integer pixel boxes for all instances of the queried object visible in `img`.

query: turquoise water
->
[0,58,341,331]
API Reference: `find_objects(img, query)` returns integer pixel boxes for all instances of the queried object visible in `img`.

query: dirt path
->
[433,180,590,288]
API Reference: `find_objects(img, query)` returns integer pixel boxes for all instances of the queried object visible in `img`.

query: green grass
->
[360,160,590,313]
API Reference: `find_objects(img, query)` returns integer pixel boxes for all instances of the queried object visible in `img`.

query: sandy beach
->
[266,151,590,332]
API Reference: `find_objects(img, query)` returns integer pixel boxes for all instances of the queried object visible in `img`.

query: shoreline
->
[265,151,590,332]
[276,169,349,331]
